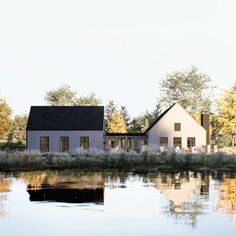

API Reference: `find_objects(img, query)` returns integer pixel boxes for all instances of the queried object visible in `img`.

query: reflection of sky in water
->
[0,172,235,236]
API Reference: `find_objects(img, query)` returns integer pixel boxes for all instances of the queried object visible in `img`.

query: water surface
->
[0,171,236,236]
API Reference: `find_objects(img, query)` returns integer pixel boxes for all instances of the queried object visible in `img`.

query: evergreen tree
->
[143,118,149,131]
[106,109,127,133]
[105,100,116,126]
[152,100,162,120]
[142,100,162,125]
[129,116,143,133]
[120,106,131,128]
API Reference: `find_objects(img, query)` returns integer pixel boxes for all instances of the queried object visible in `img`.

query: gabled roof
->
[145,103,176,133]
[26,106,104,131]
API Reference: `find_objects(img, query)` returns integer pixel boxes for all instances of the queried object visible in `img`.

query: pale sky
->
[0,0,235,117]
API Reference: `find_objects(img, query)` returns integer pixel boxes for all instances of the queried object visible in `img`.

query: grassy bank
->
[0,149,236,172]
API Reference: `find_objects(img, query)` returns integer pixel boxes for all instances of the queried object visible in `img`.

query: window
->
[60,137,69,152]
[40,137,49,152]
[174,123,181,131]
[80,137,89,150]
[160,137,168,147]
[173,137,182,148]
[137,138,145,147]
[127,138,135,150]
[108,138,116,148]
[117,138,126,148]
[187,137,196,148]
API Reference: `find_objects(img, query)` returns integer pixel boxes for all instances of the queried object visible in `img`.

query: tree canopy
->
[7,114,28,144]
[0,97,12,140]
[45,85,77,106]
[106,109,127,133]
[76,93,102,106]
[160,66,213,114]
[216,85,236,147]
[45,85,101,106]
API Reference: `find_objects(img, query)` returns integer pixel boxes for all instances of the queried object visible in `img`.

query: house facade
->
[146,103,207,149]
[26,103,208,152]
[106,103,208,151]
[26,106,105,152]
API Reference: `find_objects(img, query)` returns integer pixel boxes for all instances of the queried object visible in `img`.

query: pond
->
[0,171,236,236]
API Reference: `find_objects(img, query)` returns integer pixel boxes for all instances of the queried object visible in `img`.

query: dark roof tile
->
[26,106,104,131]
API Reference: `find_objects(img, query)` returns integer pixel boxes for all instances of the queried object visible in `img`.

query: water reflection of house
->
[24,172,104,204]
[151,172,210,226]
[151,172,209,208]
[217,177,236,214]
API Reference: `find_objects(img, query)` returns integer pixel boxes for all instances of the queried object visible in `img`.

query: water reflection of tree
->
[150,172,210,227]
[21,171,105,190]
[0,175,11,220]
[104,172,142,189]
[217,174,236,214]
[22,171,107,204]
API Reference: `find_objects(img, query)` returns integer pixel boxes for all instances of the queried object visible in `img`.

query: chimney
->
[201,113,210,145]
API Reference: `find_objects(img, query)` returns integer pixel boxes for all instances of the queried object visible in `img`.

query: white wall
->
[27,130,104,152]
[147,104,206,149]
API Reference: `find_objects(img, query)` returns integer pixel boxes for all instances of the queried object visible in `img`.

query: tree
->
[216,85,236,147]
[0,98,12,140]
[45,85,102,106]
[129,116,144,133]
[7,114,28,144]
[152,100,162,120]
[142,102,161,126]
[160,66,214,114]
[76,93,102,106]
[120,106,131,128]
[128,100,161,133]
[106,109,127,133]
[143,118,149,131]
[105,100,116,124]
[45,85,77,106]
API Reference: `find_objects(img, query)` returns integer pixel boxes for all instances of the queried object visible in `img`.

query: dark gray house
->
[26,106,105,152]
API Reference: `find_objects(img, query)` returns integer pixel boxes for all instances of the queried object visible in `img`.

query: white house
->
[146,103,208,149]
[106,103,209,151]
[27,103,209,152]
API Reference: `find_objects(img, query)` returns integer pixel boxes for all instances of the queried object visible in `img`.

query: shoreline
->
[0,153,236,173]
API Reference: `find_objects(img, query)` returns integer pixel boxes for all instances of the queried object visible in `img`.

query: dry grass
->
[0,149,235,172]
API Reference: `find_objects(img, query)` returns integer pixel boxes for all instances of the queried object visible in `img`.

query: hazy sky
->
[0,0,236,117]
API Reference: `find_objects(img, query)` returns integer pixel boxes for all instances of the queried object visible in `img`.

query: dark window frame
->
[80,136,89,150]
[40,136,49,152]
[108,138,116,148]
[127,138,135,150]
[173,137,182,148]
[187,137,196,148]
[174,123,181,131]
[160,137,168,147]
[117,138,126,148]
[60,136,69,152]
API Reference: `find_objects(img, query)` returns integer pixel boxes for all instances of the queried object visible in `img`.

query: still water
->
[0,171,236,236]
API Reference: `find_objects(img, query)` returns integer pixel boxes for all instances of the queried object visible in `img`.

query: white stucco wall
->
[147,104,206,149]
[27,130,104,152]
